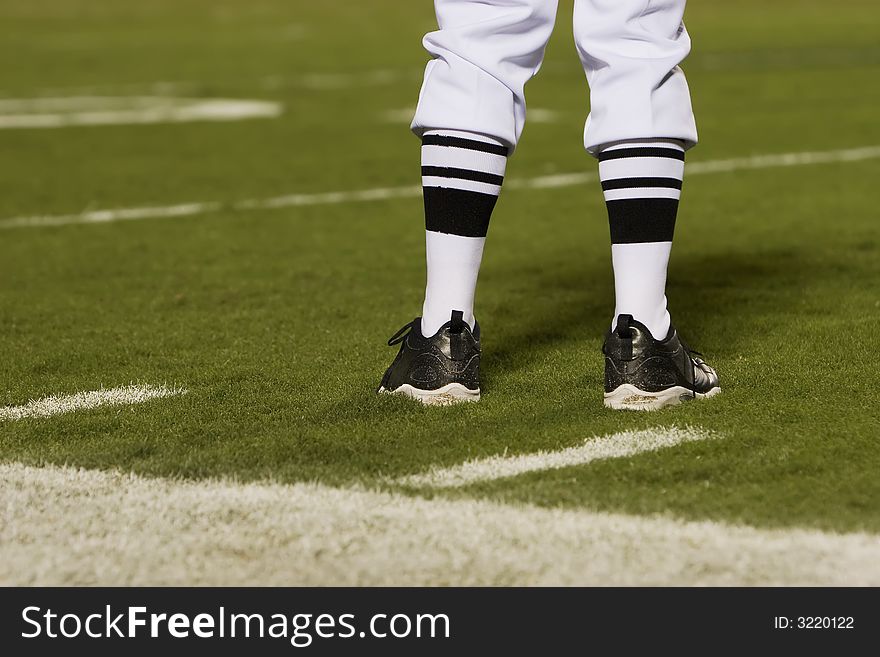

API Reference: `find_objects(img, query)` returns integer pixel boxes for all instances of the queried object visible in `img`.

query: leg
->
[601,138,684,339]
[413,0,560,150]
[574,0,697,155]
[573,0,719,409]
[413,0,558,336]
[574,0,695,338]
[379,0,558,404]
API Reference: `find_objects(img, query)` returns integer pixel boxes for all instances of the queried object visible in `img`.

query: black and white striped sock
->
[420,130,509,336]
[598,139,686,339]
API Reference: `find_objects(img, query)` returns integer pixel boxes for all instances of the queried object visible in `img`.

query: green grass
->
[1,0,879,534]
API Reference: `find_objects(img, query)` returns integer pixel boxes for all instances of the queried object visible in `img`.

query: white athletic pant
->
[411,0,697,154]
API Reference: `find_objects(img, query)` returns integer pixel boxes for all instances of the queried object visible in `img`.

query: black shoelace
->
[387,320,417,346]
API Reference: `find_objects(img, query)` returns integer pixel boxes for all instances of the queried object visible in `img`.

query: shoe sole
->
[604,384,720,411]
[378,383,480,406]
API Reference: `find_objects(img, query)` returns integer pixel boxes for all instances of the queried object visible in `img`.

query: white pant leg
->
[574,0,697,153]
[411,0,559,152]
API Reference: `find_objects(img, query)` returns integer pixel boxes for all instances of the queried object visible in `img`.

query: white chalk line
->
[1,389,875,584]
[0,96,282,129]
[394,426,716,488]
[381,106,560,125]
[0,384,187,422]
[2,144,877,230]
[1,461,878,586]
[0,69,411,100]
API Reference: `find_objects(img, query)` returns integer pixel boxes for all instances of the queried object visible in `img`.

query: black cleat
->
[378,310,481,405]
[602,314,720,411]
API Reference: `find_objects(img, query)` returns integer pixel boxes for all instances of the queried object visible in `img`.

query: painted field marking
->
[393,426,715,488]
[381,106,560,124]
[0,69,412,99]
[379,107,416,124]
[296,69,406,91]
[527,108,561,124]
[2,461,878,586]
[0,384,186,422]
[0,96,282,129]
[1,144,877,230]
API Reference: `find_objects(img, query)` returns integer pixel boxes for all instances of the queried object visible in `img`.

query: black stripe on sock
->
[607,198,678,244]
[422,134,510,156]
[421,166,504,186]
[601,177,683,191]
[424,187,497,238]
[597,147,685,162]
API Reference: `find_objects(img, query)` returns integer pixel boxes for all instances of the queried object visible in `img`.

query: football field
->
[1,0,879,585]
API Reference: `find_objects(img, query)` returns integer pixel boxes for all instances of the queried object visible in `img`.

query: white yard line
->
[0,384,186,422]
[0,97,282,129]
[394,426,716,488]
[295,69,405,91]
[381,106,560,124]
[0,69,409,99]
[1,461,878,586]
[526,108,561,124]
[2,144,877,230]
[379,107,416,123]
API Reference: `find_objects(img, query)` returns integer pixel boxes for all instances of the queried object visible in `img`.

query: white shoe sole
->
[378,382,480,406]
[604,383,720,411]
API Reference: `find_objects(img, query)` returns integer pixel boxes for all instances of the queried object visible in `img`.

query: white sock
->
[611,242,672,338]
[599,139,685,339]
[419,130,508,336]
[422,232,485,335]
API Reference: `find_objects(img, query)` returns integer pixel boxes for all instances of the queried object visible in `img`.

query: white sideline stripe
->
[379,107,416,123]
[2,145,878,229]
[394,427,715,488]
[0,97,282,129]
[1,69,409,99]
[1,462,878,586]
[0,68,410,98]
[0,384,186,422]
[382,106,560,125]
[527,108,561,123]
[289,69,406,90]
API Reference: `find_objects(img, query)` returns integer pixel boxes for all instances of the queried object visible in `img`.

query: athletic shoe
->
[603,314,720,411]
[378,310,481,405]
